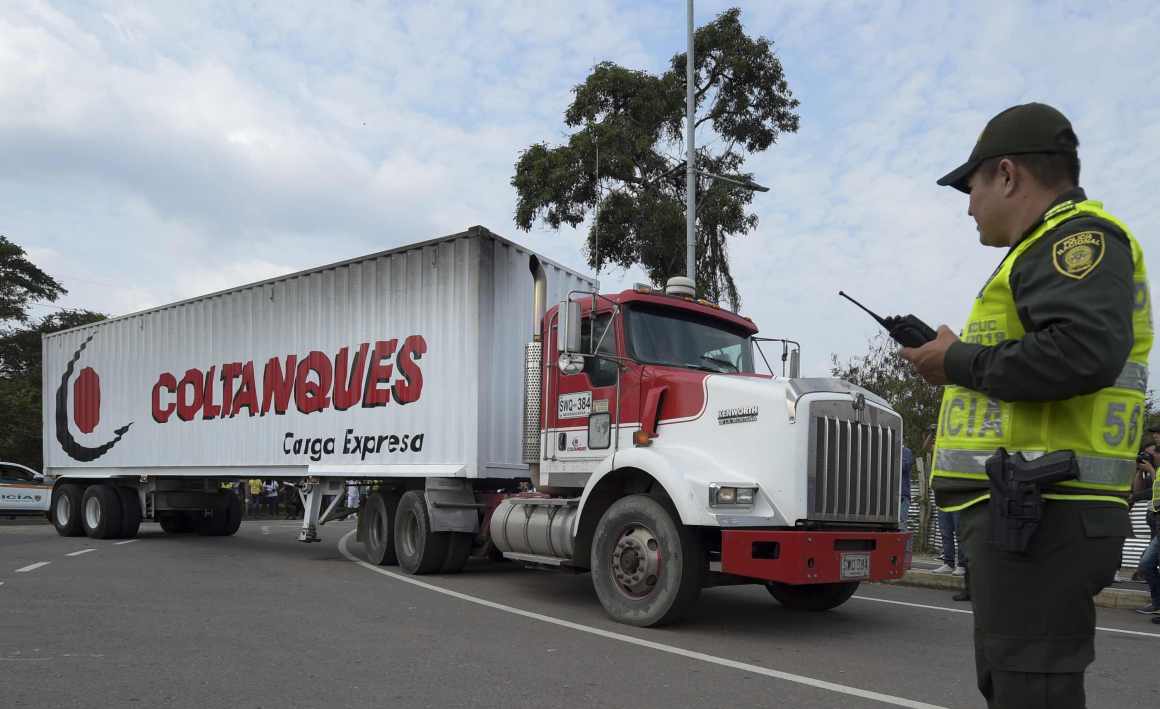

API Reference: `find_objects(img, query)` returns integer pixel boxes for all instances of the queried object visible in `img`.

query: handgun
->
[838,291,937,348]
[985,448,1078,553]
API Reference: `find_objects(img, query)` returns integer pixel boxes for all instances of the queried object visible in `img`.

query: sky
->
[3,0,1158,391]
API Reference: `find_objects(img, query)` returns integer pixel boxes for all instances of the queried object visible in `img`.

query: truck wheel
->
[51,483,86,537]
[590,494,703,627]
[765,581,860,611]
[159,512,197,534]
[198,495,242,536]
[363,492,399,566]
[394,490,449,574]
[81,484,124,540]
[115,486,142,539]
[439,533,473,573]
[221,494,243,536]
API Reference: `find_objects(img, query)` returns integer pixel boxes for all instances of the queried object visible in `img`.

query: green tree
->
[0,235,105,469]
[831,333,943,454]
[512,7,799,310]
[0,309,106,470]
[1,235,65,323]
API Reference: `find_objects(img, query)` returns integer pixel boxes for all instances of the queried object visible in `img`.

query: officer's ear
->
[996,158,1019,198]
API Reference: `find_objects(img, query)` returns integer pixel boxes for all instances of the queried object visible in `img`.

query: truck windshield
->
[625,304,754,374]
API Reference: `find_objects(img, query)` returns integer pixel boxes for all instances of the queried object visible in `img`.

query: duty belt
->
[934,448,1134,489]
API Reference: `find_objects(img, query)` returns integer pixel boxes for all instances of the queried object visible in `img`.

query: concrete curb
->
[885,569,1150,610]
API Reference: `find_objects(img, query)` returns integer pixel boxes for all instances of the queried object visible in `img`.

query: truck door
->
[544,310,619,486]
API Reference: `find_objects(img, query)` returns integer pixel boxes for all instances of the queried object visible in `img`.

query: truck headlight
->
[709,483,758,507]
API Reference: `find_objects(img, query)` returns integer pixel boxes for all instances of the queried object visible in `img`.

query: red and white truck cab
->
[39,228,907,628]
[491,270,910,626]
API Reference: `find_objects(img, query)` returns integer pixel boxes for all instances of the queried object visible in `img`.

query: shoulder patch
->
[1052,230,1105,279]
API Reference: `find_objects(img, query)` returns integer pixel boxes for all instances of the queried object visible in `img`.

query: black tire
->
[394,490,449,574]
[363,492,400,566]
[221,494,242,536]
[590,494,704,627]
[50,483,85,537]
[80,484,124,540]
[439,533,474,574]
[159,512,198,534]
[764,581,860,611]
[197,495,242,536]
[115,486,142,539]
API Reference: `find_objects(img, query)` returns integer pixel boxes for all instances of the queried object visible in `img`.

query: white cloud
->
[3,0,1157,393]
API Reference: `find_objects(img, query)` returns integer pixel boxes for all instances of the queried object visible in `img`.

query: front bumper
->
[720,529,911,585]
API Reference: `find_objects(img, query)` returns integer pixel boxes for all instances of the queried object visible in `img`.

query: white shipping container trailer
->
[44,225,911,627]
[44,227,590,540]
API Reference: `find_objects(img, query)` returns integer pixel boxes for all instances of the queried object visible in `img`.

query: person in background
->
[248,478,262,515]
[346,481,361,518]
[262,479,279,517]
[1126,443,1155,582]
[930,510,968,577]
[1134,443,1159,620]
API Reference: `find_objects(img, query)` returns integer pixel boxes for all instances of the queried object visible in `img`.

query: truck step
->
[502,551,581,571]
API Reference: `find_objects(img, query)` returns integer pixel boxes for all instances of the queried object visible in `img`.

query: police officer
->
[901,103,1152,708]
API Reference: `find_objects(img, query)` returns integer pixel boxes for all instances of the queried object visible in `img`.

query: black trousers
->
[959,501,1128,709]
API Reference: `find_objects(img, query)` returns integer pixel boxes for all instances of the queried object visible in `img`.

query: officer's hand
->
[900,325,958,385]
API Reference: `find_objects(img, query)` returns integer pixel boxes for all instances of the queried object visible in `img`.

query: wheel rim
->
[84,496,101,529]
[610,523,662,599]
[56,495,71,525]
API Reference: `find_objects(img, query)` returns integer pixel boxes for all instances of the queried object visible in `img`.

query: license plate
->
[840,553,870,580]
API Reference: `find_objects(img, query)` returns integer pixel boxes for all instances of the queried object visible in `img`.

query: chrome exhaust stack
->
[523,256,547,467]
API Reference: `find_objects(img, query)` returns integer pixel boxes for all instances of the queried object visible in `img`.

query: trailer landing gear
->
[297,478,346,543]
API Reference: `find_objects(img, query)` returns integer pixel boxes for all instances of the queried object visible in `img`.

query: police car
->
[0,461,51,517]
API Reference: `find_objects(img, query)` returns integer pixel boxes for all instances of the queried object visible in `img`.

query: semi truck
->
[43,226,910,627]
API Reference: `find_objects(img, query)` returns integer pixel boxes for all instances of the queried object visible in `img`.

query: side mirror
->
[788,349,800,378]
[560,300,582,354]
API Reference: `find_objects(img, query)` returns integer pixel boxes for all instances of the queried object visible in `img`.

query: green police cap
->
[937,103,1078,193]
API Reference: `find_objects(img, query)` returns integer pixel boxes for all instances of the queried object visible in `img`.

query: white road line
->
[853,595,1160,639]
[338,532,945,709]
[113,539,138,545]
[261,526,271,535]
[14,562,50,573]
[853,595,972,615]
[66,549,96,557]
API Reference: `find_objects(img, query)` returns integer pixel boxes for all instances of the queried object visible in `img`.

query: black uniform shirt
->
[943,188,1136,402]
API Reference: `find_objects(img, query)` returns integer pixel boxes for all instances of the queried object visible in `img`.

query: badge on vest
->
[1052,231,1105,280]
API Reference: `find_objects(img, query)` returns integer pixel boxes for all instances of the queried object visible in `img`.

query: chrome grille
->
[807,399,901,525]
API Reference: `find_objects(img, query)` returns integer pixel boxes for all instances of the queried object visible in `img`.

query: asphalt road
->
[2,520,1158,709]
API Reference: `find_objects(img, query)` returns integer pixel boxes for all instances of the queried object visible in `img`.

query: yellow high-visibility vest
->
[932,199,1152,511]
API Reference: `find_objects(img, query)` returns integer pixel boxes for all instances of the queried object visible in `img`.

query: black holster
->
[985,447,1079,553]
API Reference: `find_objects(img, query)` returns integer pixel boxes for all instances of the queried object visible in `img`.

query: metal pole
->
[594,133,600,292]
[685,0,695,282]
